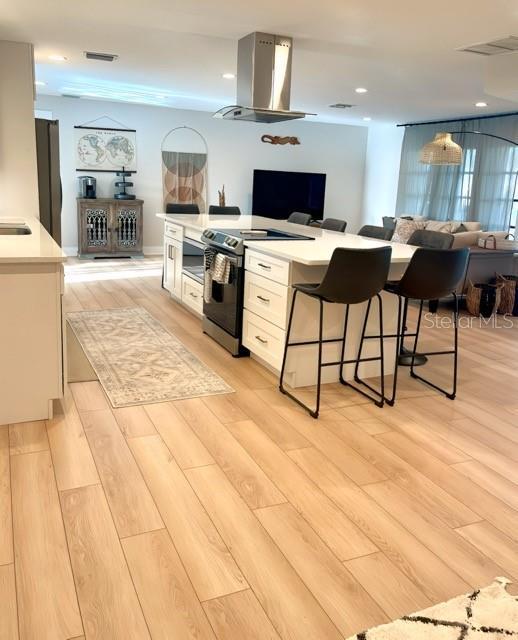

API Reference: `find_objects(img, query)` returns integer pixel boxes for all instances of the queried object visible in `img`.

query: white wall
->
[0,41,39,218]
[35,95,369,253]
[361,123,404,226]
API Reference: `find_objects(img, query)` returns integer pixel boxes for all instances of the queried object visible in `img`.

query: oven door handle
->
[206,251,240,267]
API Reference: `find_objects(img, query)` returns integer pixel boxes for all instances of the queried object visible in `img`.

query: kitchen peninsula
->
[158,213,416,388]
[0,217,66,424]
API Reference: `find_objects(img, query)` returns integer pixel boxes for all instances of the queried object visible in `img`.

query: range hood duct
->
[214,32,314,123]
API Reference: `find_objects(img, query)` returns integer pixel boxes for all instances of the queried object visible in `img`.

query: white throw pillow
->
[462,221,482,231]
[425,220,455,233]
[392,218,426,244]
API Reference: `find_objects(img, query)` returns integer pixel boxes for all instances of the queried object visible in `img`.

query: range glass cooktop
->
[202,228,315,254]
[222,228,314,240]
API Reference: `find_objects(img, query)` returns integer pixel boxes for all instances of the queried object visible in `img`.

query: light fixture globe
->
[420,132,463,165]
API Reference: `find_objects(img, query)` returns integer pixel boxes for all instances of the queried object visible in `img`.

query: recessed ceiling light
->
[355,87,368,94]
[222,73,235,79]
[475,101,488,107]
[49,54,67,62]
[34,80,46,86]
[363,117,372,121]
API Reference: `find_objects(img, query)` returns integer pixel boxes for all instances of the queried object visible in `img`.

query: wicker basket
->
[466,281,503,317]
[495,274,518,315]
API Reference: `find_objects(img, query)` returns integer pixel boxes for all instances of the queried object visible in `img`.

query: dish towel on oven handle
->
[204,249,232,303]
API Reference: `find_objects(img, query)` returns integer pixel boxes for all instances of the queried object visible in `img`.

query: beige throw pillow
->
[462,221,482,231]
[392,218,426,243]
[425,220,455,233]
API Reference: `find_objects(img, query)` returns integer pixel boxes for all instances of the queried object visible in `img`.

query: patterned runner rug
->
[347,578,518,639]
[67,307,233,407]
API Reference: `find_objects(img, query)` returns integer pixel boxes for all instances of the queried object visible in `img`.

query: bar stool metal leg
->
[340,294,385,408]
[279,288,298,395]
[279,289,324,418]
[386,294,403,406]
[409,292,459,399]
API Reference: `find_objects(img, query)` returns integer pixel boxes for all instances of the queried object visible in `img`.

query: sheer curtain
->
[396,115,518,230]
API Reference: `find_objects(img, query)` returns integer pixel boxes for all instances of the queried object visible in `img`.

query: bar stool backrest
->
[407,229,454,249]
[313,246,392,305]
[288,212,312,225]
[208,206,241,215]
[358,225,393,241]
[398,247,469,300]
[321,218,347,232]
[165,203,200,214]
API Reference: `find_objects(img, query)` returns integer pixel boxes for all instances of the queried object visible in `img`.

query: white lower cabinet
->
[243,250,290,370]
[163,238,182,299]
[244,271,289,329]
[242,309,286,370]
[181,275,203,315]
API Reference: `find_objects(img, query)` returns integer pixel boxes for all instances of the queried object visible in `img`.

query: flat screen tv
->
[252,169,326,221]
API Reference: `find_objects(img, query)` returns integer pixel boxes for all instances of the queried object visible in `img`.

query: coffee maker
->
[78,176,97,199]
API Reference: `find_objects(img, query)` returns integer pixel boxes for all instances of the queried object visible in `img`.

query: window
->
[456,148,476,219]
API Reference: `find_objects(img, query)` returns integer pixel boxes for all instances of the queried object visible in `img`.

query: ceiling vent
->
[84,51,119,62]
[329,103,355,109]
[458,36,518,56]
[61,93,81,98]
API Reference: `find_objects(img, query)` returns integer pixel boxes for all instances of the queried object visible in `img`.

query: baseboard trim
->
[62,246,163,257]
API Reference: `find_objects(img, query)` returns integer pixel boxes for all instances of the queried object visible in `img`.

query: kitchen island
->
[157,213,415,388]
[0,217,66,424]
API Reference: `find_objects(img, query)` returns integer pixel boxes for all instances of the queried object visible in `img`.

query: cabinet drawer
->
[242,309,285,370]
[165,221,183,242]
[182,275,203,315]
[244,271,289,329]
[245,249,290,285]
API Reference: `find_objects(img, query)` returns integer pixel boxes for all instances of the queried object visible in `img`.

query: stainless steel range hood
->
[214,32,314,123]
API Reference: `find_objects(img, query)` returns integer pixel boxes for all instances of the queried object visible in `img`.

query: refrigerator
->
[35,118,62,246]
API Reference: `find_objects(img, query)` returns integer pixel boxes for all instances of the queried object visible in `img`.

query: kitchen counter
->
[0,216,65,424]
[159,212,409,389]
[156,213,415,265]
[0,216,67,263]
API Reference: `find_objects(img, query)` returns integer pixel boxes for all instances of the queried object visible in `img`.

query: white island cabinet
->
[157,213,415,388]
[0,217,66,425]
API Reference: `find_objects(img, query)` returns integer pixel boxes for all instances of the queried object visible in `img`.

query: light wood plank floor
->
[3,256,518,639]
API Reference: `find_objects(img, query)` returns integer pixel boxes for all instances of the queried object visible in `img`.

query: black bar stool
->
[400,229,455,362]
[279,246,392,418]
[287,212,312,225]
[358,247,469,405]
[321,218,347,232]
[165,203,200,214]
[358,225,394,241]
[208,205,241,215]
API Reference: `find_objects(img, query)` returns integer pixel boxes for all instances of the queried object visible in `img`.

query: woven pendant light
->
[420,132,463,165]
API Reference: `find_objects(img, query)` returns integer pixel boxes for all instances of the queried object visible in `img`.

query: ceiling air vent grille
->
[329,103,355,109]
[458,36,518,56]
[84,51,119,62]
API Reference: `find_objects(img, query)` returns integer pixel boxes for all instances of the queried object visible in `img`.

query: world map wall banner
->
[74,125,137,172]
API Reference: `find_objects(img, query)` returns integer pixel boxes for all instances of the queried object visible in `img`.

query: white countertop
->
[0,217,67,263]
[157,213,415,266]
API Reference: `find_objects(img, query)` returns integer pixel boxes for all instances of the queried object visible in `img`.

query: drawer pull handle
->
[255,335,268,344]
[257,263,271,270]
[256,295,270,303]
[189,292,198,298]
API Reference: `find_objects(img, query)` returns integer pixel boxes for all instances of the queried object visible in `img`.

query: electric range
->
[200,228,313,356]
[201,227,315,255]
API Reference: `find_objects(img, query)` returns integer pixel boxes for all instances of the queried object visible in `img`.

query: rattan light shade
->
[420,132,463,165]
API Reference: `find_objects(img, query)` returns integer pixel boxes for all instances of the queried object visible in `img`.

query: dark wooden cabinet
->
[77,198,144,258]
